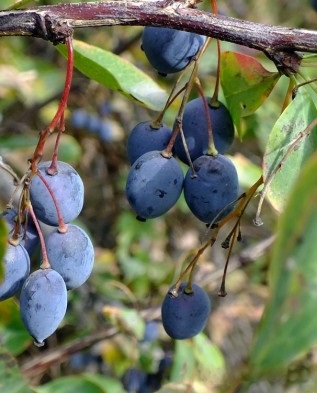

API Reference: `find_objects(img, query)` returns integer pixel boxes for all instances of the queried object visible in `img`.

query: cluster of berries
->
[125,26,239,339]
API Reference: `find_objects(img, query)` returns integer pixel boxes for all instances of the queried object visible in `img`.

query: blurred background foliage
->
[0,1,317,392]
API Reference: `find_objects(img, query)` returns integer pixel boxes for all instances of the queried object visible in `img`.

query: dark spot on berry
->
[155,189,167,198]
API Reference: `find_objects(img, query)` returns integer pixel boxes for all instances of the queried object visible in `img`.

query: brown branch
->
[0,1,316,74]
[20,306,161,379]
[20,326,119,379]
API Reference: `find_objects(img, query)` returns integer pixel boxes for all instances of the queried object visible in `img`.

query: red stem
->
[210,0,221,104]
[195,79,217,156]
[48,112,66,175]
[211,0,218,13]
[211,38,221,104]
[30,37,74,172]
[36,170,68,233]
[48,37,74,132]
[28,204,51,269]
[154,83,187,126]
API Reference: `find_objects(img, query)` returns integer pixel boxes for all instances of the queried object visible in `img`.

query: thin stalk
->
[47,37,74,133]
[48,113,65,175]
[195,78,218,156]
[36,171,68,233]
[162,36,212,158]
[210,0,221,105]
[218,224,238,297]
[292,75,317,98]
[27,203,50,269]
[281,76,296,111]
[30,36,74,171]
[172,176,263,293]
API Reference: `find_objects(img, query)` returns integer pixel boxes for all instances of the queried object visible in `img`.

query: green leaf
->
[263,90,317,212]
[6,0,35,10]
[0,135,38,149]
[250,152,317,376]
[83,374,125,393]
[119,308,145,340]
[170,334,225,384]
[36,374,124,393]
[57,40,168,111]
[192,334,225,378]
[156,382,209,393]
[0,134,82,165]
[170,340,196,382]
[0,217,7,281]
[0,347,35,393]
[230,153,262,190]
[220,51,280,136]
[0,298,32,355]
[103,306,145,340]
[156,384,192,393]
[55,134,82,164]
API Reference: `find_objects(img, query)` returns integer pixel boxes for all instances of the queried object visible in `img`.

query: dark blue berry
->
[127,121,172,164]
[99,120,113,142]
[20,268,67,345]
[122,368,147,393]
[142,27,205,75]
[2,209,39,256]
[125,151,183,220]
[0,244,30,301]
[174,98,235,164]
[161,282,211,339]
[71,109,89,129]
[86,114,102,133]
[70,353,102,371]
[30,161,84,226]
[143,321,159,342]
[99,102,112,116]
[45,224,94,290]
[184,154,239,223]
